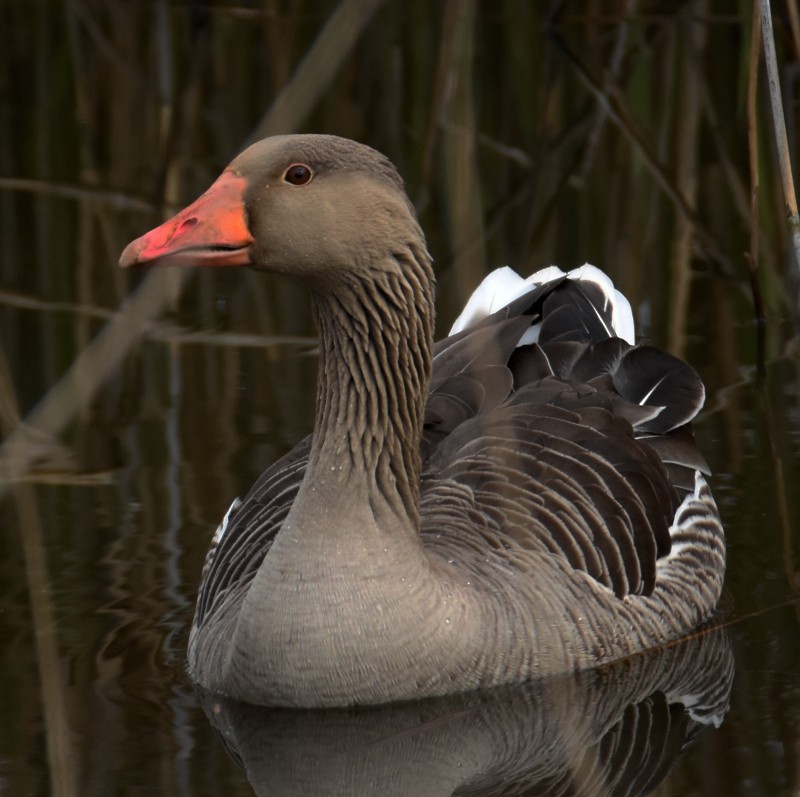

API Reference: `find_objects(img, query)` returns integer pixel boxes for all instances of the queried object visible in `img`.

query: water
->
[1,2,799,795]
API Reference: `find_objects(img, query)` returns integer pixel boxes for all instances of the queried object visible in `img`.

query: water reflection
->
[199,626,732,796]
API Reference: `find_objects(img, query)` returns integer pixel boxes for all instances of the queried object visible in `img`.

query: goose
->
[119,134,725,708]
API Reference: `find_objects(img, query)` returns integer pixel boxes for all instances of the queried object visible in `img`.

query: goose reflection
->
[197,624,732,796]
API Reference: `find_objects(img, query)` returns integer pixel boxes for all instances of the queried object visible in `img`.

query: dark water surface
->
[1,3,799,795]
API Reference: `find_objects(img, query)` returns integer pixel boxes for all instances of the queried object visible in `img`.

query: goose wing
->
[421,269,707,599]
[193,437,310,629]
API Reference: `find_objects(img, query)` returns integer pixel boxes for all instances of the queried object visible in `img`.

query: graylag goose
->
[119,134,725,708]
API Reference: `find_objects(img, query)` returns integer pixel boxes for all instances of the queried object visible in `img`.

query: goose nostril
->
[177,217,199,234]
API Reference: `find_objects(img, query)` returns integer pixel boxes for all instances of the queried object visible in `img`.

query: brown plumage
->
[120,134,726,708]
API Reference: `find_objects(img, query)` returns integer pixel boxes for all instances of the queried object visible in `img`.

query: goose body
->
[120,134,725,708]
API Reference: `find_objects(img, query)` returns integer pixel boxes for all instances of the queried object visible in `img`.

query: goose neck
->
[307,247,434,524]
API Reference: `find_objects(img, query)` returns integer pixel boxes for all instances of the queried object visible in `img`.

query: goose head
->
[118,135,426,290]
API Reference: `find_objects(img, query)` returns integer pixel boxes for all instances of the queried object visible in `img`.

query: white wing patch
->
[214,497,243,545]
[448,266,530,333]
[449,263,636,344]
[200,497,243,581]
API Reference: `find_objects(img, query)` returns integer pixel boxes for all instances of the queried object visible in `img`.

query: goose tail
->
[450,264,635,345]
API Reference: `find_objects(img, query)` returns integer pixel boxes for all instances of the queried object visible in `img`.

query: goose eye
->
[283,163,313,186]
